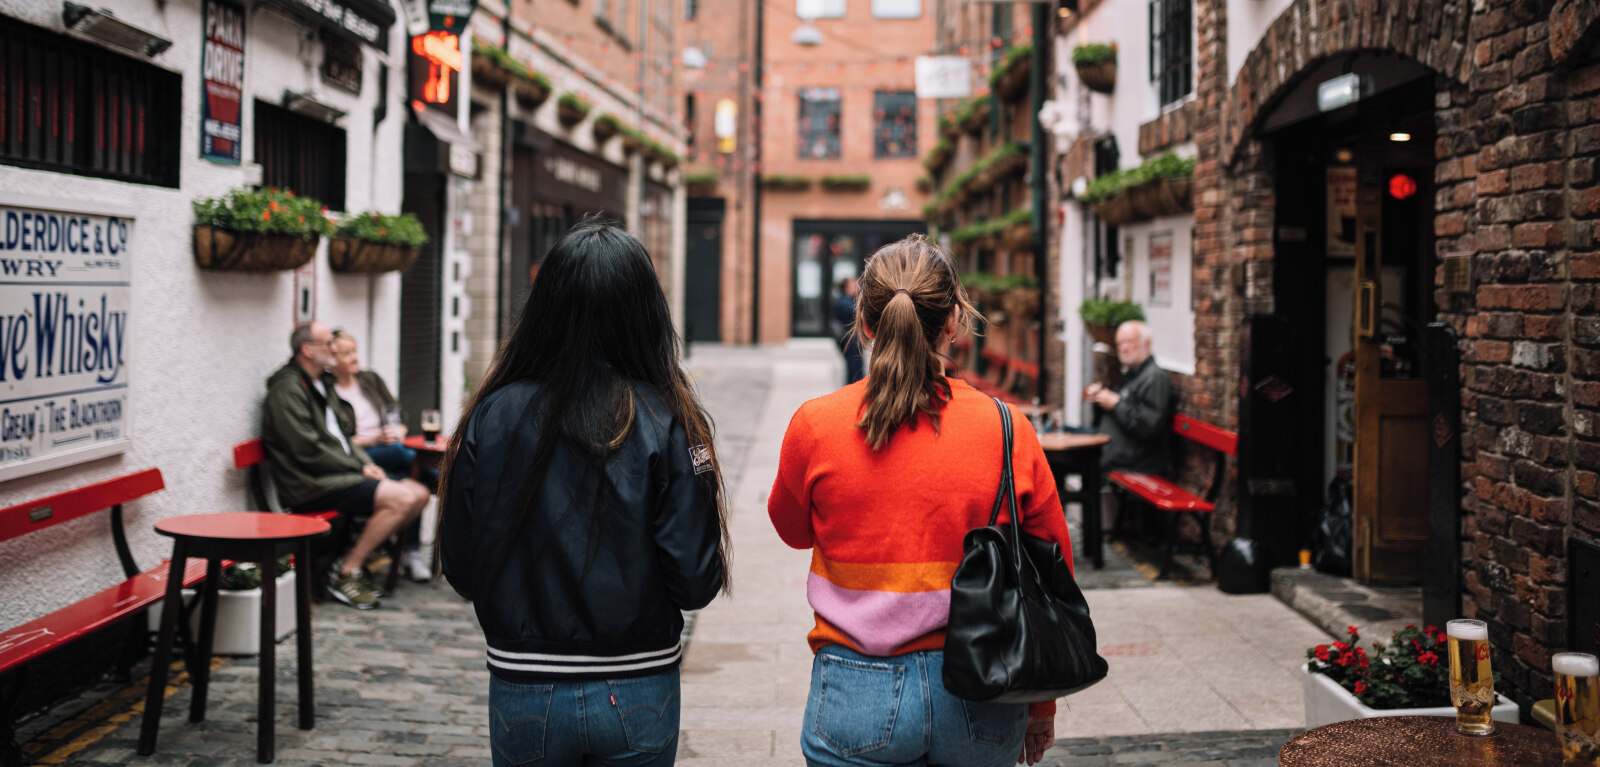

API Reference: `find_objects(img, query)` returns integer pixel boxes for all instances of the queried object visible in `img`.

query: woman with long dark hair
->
[440,219,729,767]
[769,235,1069,766]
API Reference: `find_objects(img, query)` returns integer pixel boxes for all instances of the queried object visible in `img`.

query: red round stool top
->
[154,512,330,541]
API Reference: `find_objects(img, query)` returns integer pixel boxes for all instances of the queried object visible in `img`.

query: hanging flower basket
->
[994,52,1031,102]
[512,77,551,108]
[593,114,622,143]
[471,56,515,88]
[961,99,991,134]
[328,238,421,273]
[557,93,591,126]
[1157,176,1194,214]
[1093,193,1136,226]
[1002,287,1040,320]
[1128,182,1165,220]
[1085,323,1117,345]
[1076,60,1117,94]
[1003,221,1034,251]
[193,226,319,272]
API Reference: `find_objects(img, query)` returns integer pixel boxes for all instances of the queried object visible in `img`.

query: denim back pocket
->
[489,680,555,765]
[961,699,1027,748]
[608,671,681,754]
[812,653,906,757]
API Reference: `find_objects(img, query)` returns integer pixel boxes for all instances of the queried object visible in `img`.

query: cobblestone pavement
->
[19,343,1311,765]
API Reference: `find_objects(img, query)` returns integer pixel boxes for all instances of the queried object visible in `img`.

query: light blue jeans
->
[801,645,1028,767]
[488,667,680,766]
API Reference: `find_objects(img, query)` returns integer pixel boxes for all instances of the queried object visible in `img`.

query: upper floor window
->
[685,0,697,19]
[872,0,919,17]
[798,88,840,159]
[255,101,347,211]
[873,91,916,158]
[797,0,845,19]
[0,17,181,187]
[1150,0,1192,106]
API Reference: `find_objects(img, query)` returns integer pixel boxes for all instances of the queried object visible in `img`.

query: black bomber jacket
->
[441,379,723,682]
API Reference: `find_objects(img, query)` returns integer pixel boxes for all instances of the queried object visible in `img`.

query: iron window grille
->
[798,87,841,160]
[0,16,180,187]
[1149,0,1192,107]
[873,91,916,158]
[254,101,347,211]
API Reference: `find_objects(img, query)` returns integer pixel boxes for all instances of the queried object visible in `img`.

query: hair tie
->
[894,288,911,296]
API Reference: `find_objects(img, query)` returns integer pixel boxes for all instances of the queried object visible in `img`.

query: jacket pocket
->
[489,679,554,765]
[609,672,681,754]
[961,699,1027,747]
[811,653,905,757]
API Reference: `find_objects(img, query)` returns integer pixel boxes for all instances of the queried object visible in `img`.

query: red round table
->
[402,434,448,453]
[137,512,330,764]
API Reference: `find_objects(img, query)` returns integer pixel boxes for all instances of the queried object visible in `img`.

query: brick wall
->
[1192,0,1600,704]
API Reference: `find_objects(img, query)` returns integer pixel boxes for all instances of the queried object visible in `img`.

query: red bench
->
[1108,414,1238,579]
[233,439,402,596]
[0,469,207,766]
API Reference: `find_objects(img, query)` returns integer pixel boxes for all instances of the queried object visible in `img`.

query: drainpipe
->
[750,0,764,345]
[1030,3,1049,403]
[496,14,511,339]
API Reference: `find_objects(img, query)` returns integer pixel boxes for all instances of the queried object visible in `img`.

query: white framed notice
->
[1148,232,1173,306]
[0,193,134,481]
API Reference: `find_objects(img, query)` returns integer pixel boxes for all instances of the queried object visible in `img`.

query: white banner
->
[0,194,133,479]
[915,56,972,100]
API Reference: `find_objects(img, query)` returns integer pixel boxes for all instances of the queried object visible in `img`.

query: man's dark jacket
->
[442,380,723,682]
[1097,356,1175,474]
[262,359,370,508]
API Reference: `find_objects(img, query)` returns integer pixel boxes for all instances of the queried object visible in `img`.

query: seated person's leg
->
[342,478,428,576]
[363,443,416,481]
[292,478,382,607]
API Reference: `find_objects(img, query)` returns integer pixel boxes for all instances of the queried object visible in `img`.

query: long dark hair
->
[853,234,979,449]
[438,218,730,593]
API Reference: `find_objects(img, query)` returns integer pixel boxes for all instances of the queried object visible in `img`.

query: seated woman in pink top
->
[769,235,1072,767]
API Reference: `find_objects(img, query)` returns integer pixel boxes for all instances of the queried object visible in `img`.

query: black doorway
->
[686,198,725,343]
[791,219,924,338]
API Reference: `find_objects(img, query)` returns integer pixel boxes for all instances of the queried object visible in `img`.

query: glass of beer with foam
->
[1446,619,1495,736]
[1554,652,1600,764]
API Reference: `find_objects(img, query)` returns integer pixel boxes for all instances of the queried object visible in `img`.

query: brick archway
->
[1224,0,1473,167]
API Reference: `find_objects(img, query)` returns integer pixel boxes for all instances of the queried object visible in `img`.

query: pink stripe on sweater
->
[806,572,951,656]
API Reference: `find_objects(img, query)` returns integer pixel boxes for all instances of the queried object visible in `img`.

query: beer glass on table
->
[1447,619,1496,736]
[1555,652,1600,764]
[420,409,442,445]
[382,406,404,442]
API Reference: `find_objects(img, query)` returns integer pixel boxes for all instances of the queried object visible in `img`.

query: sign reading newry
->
[0,194,133,480]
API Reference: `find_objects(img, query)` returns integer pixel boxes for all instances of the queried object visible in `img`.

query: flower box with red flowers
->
[192,187,334,271]
[1302,624,1518,728]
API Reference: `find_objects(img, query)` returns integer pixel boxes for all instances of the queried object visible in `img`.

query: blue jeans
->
[488,667,681,767]
[801,645,1027,767]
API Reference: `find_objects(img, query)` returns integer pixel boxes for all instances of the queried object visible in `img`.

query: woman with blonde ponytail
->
[769,235,1071,766]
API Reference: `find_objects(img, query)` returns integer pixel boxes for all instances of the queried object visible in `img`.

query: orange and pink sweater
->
[768,377,1072,718]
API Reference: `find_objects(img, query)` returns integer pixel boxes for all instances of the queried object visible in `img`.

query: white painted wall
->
[0,0,406,629]
[1120,211,1196,374]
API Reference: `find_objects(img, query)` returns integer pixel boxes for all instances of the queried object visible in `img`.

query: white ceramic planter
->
[1301,663,1519,729]
[148,571,297,656]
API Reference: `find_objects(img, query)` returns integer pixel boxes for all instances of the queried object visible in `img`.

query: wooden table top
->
[1278,715,1563,767]
[402,435,450,453]
[154,512,330,542]
[1035,432,1111,452]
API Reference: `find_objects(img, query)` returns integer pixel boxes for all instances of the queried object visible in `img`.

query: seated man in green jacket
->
[1084,320,1175,475]
[263,322,430,609]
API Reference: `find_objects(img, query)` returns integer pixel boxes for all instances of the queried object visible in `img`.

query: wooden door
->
[1352,183,1430,582]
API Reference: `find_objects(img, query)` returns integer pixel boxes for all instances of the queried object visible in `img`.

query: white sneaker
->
[401,550,433,582]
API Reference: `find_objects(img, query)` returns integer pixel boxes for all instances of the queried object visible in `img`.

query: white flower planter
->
[1301,663,1519,729]
[147,571,297,656]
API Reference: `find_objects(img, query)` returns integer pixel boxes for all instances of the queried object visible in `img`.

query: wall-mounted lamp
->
[792,21,823,46]
[283,90,347,123]
[1316,73,1370,113]
[1389,132,1411,142]
[62,2,172,57]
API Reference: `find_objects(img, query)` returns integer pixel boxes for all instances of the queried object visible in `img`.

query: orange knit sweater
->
[769,377,1072,718]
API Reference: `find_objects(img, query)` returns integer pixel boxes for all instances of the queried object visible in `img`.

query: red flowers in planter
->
[1307,624,1496,710]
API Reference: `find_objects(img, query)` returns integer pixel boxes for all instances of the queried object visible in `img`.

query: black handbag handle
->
[990,398,1024,573]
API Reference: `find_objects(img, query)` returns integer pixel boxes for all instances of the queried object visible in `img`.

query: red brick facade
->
[1193,0,1600,703]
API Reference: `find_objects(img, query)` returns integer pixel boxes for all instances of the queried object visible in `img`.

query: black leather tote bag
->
[942,398,1110,703]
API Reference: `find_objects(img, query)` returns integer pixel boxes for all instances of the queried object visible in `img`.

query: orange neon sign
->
[412,31,461,105]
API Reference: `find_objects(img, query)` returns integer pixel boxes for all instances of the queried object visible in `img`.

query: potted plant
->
[618,124,648,153]
[1148,152,1196,214]
[999,272,1041,320]
[1081,169,1135,226]
[1000,206,1033,251]
[989,42,1032,101]
[821,174,871,191]
[1302,625,1519,729]
[328,211,429,273]
[192,187,332,271]
[1073,43,1117,94]
[557,92,591,126]
[593,113,623,143]
[149,557,297,656]
[472,40,551,107]
[923,137,953,173]
[958,97,990,134]
[961,271,999,308]
[685,167,718,191]
[1126,163,1165,219]
[1078,298,1144,345]
[760,173,813,191]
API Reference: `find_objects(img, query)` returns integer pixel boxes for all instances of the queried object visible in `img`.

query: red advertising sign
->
[201,0,244,165]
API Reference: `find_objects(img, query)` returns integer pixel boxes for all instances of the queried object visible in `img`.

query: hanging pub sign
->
[427,0,476,33]
[0,194,134,481]
[409,29,461,112]
[266,0,394,49]
[201,0,245,165]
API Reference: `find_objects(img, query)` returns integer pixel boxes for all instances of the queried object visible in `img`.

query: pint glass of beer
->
[1554,652,1600,764]
[1447,619,1495,736]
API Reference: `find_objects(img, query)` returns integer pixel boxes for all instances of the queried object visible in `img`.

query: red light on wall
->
[1388,173,1417,200]
[411,31,461,106]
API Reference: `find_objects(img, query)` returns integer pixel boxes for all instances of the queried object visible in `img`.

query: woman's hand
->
[1017,715,1053,765]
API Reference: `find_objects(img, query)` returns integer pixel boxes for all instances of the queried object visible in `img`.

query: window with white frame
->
[797,0,845,19]
[1149,0,1192,106]
[798,88,841,159]
[871,0,919,18]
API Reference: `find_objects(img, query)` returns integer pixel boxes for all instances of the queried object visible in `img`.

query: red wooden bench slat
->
[1009,358,1039,378]
[980,349,1008,367]
[0,558,207,673]
[0,468,165,544]
[233,438,266,470]
[1106,470,1214,513]
[1173,414,1238,456]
